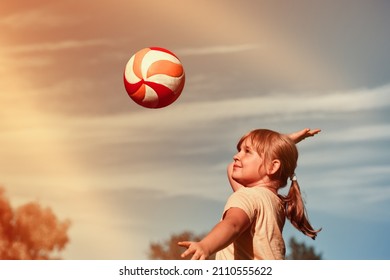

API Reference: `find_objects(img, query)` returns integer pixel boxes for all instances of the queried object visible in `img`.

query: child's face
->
[232,138,266,187]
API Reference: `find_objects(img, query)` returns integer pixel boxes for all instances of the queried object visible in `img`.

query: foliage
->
[286,236,322,260]
[0,188,71,259]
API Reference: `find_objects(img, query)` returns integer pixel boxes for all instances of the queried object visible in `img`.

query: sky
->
[1,0,390,260]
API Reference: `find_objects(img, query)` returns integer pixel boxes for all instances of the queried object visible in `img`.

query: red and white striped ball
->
[123,47,185,109]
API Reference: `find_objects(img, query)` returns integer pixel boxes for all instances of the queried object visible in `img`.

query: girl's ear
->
[268,159,281,175]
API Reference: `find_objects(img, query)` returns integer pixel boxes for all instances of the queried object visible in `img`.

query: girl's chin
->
[233,177,245,185]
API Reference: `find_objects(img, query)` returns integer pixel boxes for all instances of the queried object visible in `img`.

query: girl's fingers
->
[178,241,190,248]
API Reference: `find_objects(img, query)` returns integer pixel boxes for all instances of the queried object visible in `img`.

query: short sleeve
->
[223,188,257,223]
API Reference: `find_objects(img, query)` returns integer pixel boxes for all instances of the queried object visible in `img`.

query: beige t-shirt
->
[215,186,286,260]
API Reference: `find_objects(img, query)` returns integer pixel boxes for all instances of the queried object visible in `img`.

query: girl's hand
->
[178,241,209,260]
[227,161,244,192]
[288,128,321,144]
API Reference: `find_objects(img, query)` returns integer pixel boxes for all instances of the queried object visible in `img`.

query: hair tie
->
[290,174,297,181]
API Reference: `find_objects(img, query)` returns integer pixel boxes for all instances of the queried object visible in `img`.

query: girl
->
[178,128,321,260]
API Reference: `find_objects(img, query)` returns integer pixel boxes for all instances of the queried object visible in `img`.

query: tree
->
[148,231,322,260]
[0,188,71,259]
[286,236,322,260]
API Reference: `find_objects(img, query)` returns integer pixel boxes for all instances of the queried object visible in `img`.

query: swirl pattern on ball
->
[124,47,185,108]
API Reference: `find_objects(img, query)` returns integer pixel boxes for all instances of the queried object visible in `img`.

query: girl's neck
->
[246,180,279,195]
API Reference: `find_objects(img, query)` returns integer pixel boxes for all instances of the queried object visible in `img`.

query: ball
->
[123,47,185,109]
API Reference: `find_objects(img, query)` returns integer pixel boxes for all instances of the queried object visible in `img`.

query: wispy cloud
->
[3,39,114,54]
[90,83,390,134]
[0,7,79,28]
[320,123,390,143]
[178,44,259,56]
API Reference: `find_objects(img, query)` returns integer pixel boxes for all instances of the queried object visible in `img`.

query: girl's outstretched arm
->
[178,207,250,260]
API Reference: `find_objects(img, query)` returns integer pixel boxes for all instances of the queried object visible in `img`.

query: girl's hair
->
[237,129,321,240]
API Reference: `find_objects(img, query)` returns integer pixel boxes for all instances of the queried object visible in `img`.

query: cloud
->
[322,123,390,143]
[3,39,115,54]
[68,83,390,138]
[0,5,79,29]
[178,44,259,56]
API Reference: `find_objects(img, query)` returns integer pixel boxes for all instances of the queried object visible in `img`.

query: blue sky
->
[1,0,390,260]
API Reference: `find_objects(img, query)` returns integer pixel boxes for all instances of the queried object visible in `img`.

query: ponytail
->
[281,175,321,240]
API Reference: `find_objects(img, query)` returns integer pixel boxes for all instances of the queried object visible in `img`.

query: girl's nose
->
[233,153,240,161]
